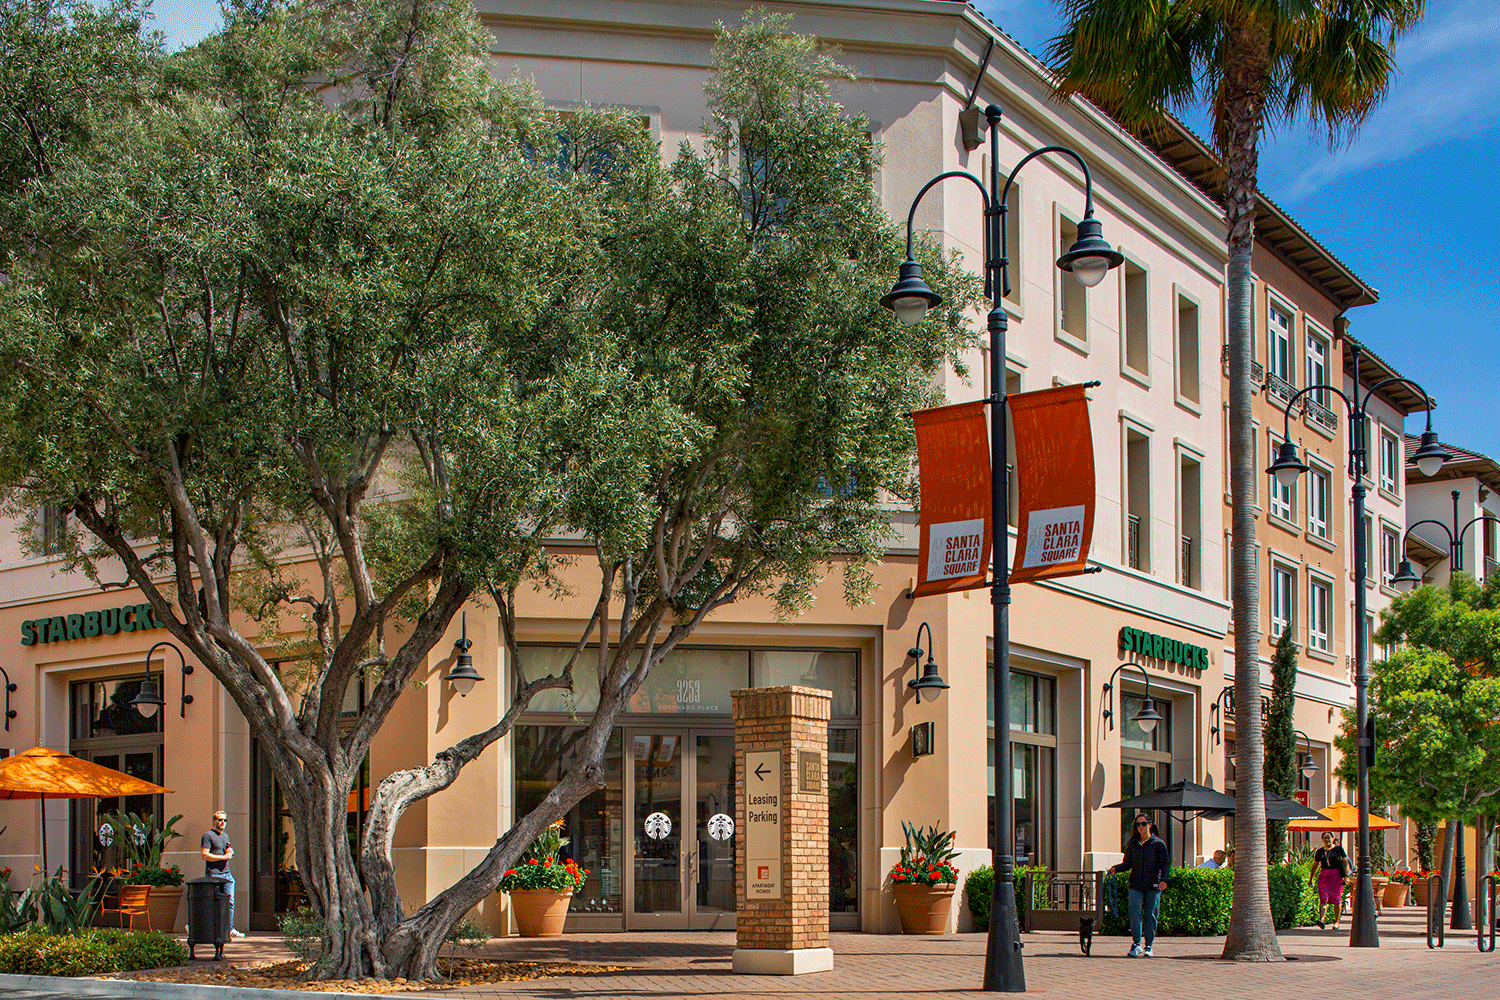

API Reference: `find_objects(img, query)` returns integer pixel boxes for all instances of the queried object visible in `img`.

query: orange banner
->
[911,401,992,597]
[1009,385,1096,583]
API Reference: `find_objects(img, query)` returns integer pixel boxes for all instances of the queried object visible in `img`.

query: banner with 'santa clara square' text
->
[911,400,992,597]
[1009,384,1095,583]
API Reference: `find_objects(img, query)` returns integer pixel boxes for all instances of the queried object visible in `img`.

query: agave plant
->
[899,821,959,868]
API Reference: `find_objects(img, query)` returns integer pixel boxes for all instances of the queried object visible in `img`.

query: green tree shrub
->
[1098,865,1314,936]
[963,865,1047,931]
[0,929,186,975]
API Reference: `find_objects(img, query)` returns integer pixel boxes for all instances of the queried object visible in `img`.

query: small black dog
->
[1079,916,1094,956]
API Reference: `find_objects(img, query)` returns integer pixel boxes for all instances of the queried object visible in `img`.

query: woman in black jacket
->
[1110,813,1171,957]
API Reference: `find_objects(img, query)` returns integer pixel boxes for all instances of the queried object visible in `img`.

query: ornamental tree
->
[0,1,975,980]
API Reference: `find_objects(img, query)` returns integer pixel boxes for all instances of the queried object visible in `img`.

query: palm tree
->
[1047,0,1425,961]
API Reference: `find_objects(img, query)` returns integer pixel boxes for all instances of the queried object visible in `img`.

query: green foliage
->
[0,928,186,976]
[442,920,489,980]
[1263,628,1298,862]
[963,864,1046,930]
[1415,822,1435,871]
[1098,865,1314,936]
[97,811,183,871]
[124,863,183,887]
[277,907,329,965]
[23,868,101,935]
[891,822,961,886]
[519,820,569,865]
[497,857,586,893]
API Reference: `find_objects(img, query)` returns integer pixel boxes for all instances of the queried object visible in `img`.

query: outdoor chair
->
[100,884,151,931]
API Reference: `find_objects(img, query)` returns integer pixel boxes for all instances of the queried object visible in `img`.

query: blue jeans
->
[210,870,235,934]
[1128,886,1161,946]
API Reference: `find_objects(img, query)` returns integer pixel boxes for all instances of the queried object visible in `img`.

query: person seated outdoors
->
[1195,850,1228,869]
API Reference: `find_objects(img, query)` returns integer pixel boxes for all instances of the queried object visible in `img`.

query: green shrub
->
[0,928,186,975]
[963,865,1047,930]
[278,907,329,964]
[1099,863,1317,936]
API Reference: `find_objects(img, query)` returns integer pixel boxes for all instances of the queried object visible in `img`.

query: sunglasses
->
[1136,821,1150,827]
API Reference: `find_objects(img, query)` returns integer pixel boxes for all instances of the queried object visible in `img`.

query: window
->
[987,665,1057,870]
[1380,431,1401,496]
[1308,465,1330,540]
[1363,513,1374,585]
[1057,213,1087,346]
[1271,562,1296,638]
[1006,371,1020,526]
[1003,182,1021,308]
[1306,326,1330,406]
[1381,525,1401,589]
[1123,261,1148,376]
[1125,426,1150,571]
[1180,452,1202,589]
[1267,302,1292,383]
[41,505,68,555]
[1176,292,1201,404]
[1308,577,1331,652]
[1268,436,1295,523]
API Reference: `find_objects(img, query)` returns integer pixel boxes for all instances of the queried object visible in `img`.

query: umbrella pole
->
[40,792,46,873]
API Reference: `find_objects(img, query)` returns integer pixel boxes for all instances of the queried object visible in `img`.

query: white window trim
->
[1054,204,1089,355]
[1173,283,1203,414]
[1379,518,1403,593]
[1121,413,1153,574]
[1267,430,1296,527]
[1305,319,1332,398]
[1119,251,1149,387]
[1306,459,1333,542]
[1175,439,1206,591]
[1378,427,1402,500]
[1265,291,1297,385]
[1270,558,1298,641]
[1000,171,1024,320]
[1307,572,1334,655]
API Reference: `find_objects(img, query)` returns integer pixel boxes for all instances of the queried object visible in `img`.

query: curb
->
[0,972,359,999]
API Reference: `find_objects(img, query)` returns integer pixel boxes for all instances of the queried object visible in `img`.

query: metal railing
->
[1218,348,1264,386]
[1265,371,1297,405]
[1127,515,1142,570]
[1480,874,1497,953]
[1427,872,1446,949]
[1021,870,1105,933]
[1486,556,1500,582]
[1304,396,1339,432]
[1180,535,1193,588]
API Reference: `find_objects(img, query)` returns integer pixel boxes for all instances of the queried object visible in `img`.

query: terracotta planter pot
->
[1382,882,1410,907]
[509,888,572,937]
[146,884,185,933]
[892,882,955,934]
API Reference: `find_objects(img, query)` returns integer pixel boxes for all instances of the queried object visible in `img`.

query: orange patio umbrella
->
[1286,801,1400,832]
[0,746,172,872]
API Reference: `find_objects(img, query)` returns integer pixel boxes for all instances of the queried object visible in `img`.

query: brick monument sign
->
[731,686,833,975]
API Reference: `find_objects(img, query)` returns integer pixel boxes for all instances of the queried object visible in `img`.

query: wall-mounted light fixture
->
[131,640,192,718]
[1209,684,1272,747]
[1102,661,1162,737]
[0,665,16,731]
[1294,729,1321,779]
[911,721,936,759]
[905,622,949,703]
[443,612,484,697]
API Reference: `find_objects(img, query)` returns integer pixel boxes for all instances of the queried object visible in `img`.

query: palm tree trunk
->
[1219,15,1282,963]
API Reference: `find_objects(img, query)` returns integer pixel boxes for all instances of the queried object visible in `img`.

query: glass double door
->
[628,729,736,929]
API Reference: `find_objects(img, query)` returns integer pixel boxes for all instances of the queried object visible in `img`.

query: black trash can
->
[186,877,230,960]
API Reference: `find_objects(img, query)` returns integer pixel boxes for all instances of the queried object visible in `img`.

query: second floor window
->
[1308,578,1331,653]
[1271,563,1295,639]
[1380,432,1400,496]
[1306,329,1329,406]
[1269,438,1295,523]
[1382,527,1401,588]
[1308,467,1330,540]
[1267,304,1292,383]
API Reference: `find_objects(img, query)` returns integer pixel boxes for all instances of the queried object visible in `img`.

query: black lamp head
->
[880,260,943,326]
[1412,429,1450,478]
[443,611,484,697]
[130,676,164,718]
[1267,438,1309,490]
[1056,216,1124,288]
[908,657,950,703]
[1391,558,1422,592]
[1131,696,1162,735]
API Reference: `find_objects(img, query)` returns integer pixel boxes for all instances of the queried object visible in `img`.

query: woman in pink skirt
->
[1310,832,1350,928]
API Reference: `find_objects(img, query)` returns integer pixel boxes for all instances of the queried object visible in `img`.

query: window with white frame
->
[1382,525,1401,588]
[1003,181,1021,308]
[1267,302,1292,383]
[1177,292,1201,404]
[1123,260,1148,376]
[1057,213,1087,345]
[1308,465,1330,540]
[1268,435,1295,523]
[1306,326,1330,406]
[1271,562,1296,638]
[1380,430,1401,496]
[1308,576,1331,652]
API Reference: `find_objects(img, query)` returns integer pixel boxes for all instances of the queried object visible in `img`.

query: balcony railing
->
[1487,556,1500,581]
[1219,346,1265,386]
[1127,514,1142,570]
[1304,396,1339,432]
[1265,372,1296,405]
[1181,535,1194,589]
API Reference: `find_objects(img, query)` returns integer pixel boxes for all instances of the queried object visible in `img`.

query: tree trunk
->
[1219,15,1281,963]
[1438,819,1457,921]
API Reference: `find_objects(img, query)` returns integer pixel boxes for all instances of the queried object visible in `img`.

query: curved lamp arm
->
[144,640,193,718]
[1102,662,1161,737]
[1208,685,1234,747]
[1293,729,1320,777]
[0,664,15,731]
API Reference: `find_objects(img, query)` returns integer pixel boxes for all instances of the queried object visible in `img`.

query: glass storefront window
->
[986,664,1055,733]
[519,647,602,714]
[1120,694,1170,751]
[515,726,623,912]
[828,729,858,912]
[988,739,1055,870]
[629,648,744,715]
[71,675,163,739]
[752,650,858,717]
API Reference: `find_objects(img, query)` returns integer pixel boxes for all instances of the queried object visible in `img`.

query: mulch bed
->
[110,957,630,993]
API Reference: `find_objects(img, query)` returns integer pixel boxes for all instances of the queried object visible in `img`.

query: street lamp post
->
[1389,488,1500,931]
[881,103,1121,991]
[1266,344,1449,948]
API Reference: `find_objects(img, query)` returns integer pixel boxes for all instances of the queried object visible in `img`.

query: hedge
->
[964,865,1048,930]
[0,928,187,976]
[1098,863,1319,936]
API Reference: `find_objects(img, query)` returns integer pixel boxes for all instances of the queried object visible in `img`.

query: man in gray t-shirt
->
[200,811,245,938]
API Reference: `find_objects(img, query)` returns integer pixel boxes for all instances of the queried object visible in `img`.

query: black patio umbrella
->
[1104,779,1236,863]
[1197,789,1326,822]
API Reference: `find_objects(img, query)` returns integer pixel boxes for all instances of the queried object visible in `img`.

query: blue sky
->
[147,0,1499,463]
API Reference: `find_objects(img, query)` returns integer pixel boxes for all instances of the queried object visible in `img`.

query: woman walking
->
[1110,813,1170,957]
[1311,832,1350,928]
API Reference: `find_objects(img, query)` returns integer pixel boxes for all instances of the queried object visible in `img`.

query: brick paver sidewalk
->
[440,906,1496,1000]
